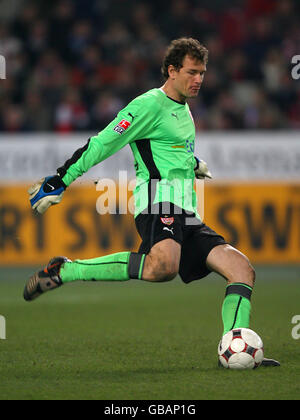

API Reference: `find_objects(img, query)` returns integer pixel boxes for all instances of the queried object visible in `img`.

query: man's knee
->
[144,253,179,282]
[229,254,256,288]
[141,239,181,283]
[207,244,255,288]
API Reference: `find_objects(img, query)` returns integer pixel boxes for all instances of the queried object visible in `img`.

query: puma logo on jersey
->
[171,112,178,120]
[163,227,174,235]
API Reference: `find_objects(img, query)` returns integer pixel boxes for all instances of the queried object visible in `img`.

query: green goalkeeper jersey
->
[58,88,200,219]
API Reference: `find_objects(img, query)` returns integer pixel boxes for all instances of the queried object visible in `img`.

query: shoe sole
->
[24,272,61,302]
[23,273,43,301]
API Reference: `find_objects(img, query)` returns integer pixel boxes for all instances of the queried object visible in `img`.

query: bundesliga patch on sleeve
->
[113,119,131,135]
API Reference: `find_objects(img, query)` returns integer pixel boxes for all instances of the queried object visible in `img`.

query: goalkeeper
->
[24,38,278,367]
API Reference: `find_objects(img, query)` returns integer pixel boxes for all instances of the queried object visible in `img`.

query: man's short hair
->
[161,37,208,81]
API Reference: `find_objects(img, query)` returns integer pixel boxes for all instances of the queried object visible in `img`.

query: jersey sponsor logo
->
[113,119,131,135]
[160,216,174,225]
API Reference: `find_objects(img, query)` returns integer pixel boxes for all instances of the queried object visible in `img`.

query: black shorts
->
[135,206,227,284]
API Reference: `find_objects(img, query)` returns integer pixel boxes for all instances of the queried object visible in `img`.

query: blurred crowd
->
[0,0,299,133]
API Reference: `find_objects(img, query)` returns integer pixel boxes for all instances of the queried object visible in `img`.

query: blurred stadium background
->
[0,0,299,266]
[0,0,299,400]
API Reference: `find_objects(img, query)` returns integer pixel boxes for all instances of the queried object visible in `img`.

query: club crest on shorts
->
[113,119,131,135]
[160,216,174,226]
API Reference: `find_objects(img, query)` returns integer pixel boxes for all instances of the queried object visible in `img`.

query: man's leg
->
[60,252,144,283]
[24,239,181,301]
[60,238,180,283]
[206,243,255,336]
[206,243,280,367]
[141,239,181,282]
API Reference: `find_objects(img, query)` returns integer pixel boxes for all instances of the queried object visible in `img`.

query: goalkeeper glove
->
[194,157,212,179]
[28,175,66,214]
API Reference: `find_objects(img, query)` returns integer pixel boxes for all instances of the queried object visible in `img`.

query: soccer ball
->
[218,328,264,370]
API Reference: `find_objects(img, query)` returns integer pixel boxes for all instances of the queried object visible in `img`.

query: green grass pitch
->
[0,265,299,400]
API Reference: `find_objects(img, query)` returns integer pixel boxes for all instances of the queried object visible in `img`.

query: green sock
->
[222,283,252,335]
[60,252,146,283]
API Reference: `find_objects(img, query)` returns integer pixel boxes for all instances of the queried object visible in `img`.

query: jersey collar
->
[159,87,186,106]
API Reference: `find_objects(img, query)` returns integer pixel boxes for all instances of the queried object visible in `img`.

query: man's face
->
[169,55,206,100]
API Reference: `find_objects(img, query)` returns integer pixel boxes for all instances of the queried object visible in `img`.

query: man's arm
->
[29,96,153,214]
